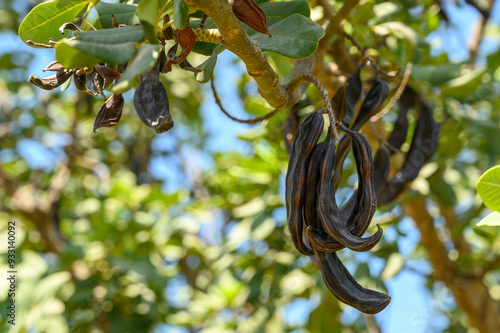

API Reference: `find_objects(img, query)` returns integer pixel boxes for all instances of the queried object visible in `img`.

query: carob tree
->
[20,0,459,317]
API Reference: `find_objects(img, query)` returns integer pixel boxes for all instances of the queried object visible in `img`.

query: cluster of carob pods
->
[285,68,439,314]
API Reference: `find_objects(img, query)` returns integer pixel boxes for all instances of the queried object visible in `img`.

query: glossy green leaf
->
[174,0,189,29]
[190,0,310,56]
[55,39,100,68]
[477,165,500,212]
[113,44,161,93]
[194,45,225,83]
[60,26,144,64]
[19,0,90,46]
[96,1,138,29]
[251,14,324,59]
[477,211,500,227]
[411,63,464,86]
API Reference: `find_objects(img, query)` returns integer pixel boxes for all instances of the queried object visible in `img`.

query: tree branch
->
[403,197,500,333]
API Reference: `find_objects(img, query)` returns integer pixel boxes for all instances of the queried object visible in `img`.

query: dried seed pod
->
[304,134,330,230]
[331,85,347,124]
[173,27,195,65]
[285,110,324,255]
[386,86,418,152]
[29,70,74,90]
[94,64,122,80]
[351,75,389,131]
[74,73,96,96]
[133,52,174,133]
[42,61,65,72]
[306,240,391,314]
[317,131,382,251]
[93,94,124,132]
[378,101,439,205]
[59,22,82,34]
[229,0,271,36]
[344,67,362,126]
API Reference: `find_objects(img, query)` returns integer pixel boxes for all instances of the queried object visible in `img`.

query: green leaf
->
[477,211,500,227]
[19,0,90,46]
[95,1,138,29]
[55,39,100,68]
[113,44,161,94]
[194,45,225,83]
[137,0,158,27]
[411,63,464,86]
[190,1,311,56]
[174,0,189,29]
[59,26,144,64]
[251,14,324,59]
[439,68,486,99]
[476,165,500,212]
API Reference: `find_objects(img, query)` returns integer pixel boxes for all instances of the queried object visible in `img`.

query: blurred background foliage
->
[0,0,500,332]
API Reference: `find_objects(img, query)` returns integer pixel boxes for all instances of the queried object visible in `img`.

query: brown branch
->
[467,0,496,60]
[319,0,360,50]
[403,197,500,333]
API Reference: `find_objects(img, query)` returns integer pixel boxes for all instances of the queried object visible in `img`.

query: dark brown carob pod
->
[133,51,174,133]
[93,93,124,132]
[303,134,331,230]
[42,61,65,72]
[29,70,74,90]
[343,67,363,126]
[317,131,382,252]
[378,101,439,205]
[331,85,347,124]
[307,240,391,314]
[229,0,271,36]
[285,110,324,255]
[351,75,389,131]
[386,86,418,152]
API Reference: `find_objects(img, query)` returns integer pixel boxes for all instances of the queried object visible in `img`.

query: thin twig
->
[286,74,339,139]
[210,78,281,124]
[370,63,412,122]
[26,40,54,48]
[342,29,400,78]
[368,121,401,153]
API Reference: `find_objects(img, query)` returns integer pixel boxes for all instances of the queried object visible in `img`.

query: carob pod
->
[343,67,363,126]
[333,75,389,190]
[316,130,382,252]
[285,110,324,255]
[229,0,271,36]
[310,126,383,252]
[303,134,331,230]
[133,50,174,134]
[350,75,389,131]
[378,100,439,205]
[386,86,418,152]
[307,241,391,314]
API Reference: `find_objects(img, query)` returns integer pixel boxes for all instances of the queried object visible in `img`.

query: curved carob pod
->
[285,110,324,255]
[303,134,331,230]
[338,145,391,222]
[343,67,363,126]
[351,75,389,131]
[378,100,439,205]
[386,86,418,152]
[311,126,383,252]
[307,241,391,314]
[317,131,382,252]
